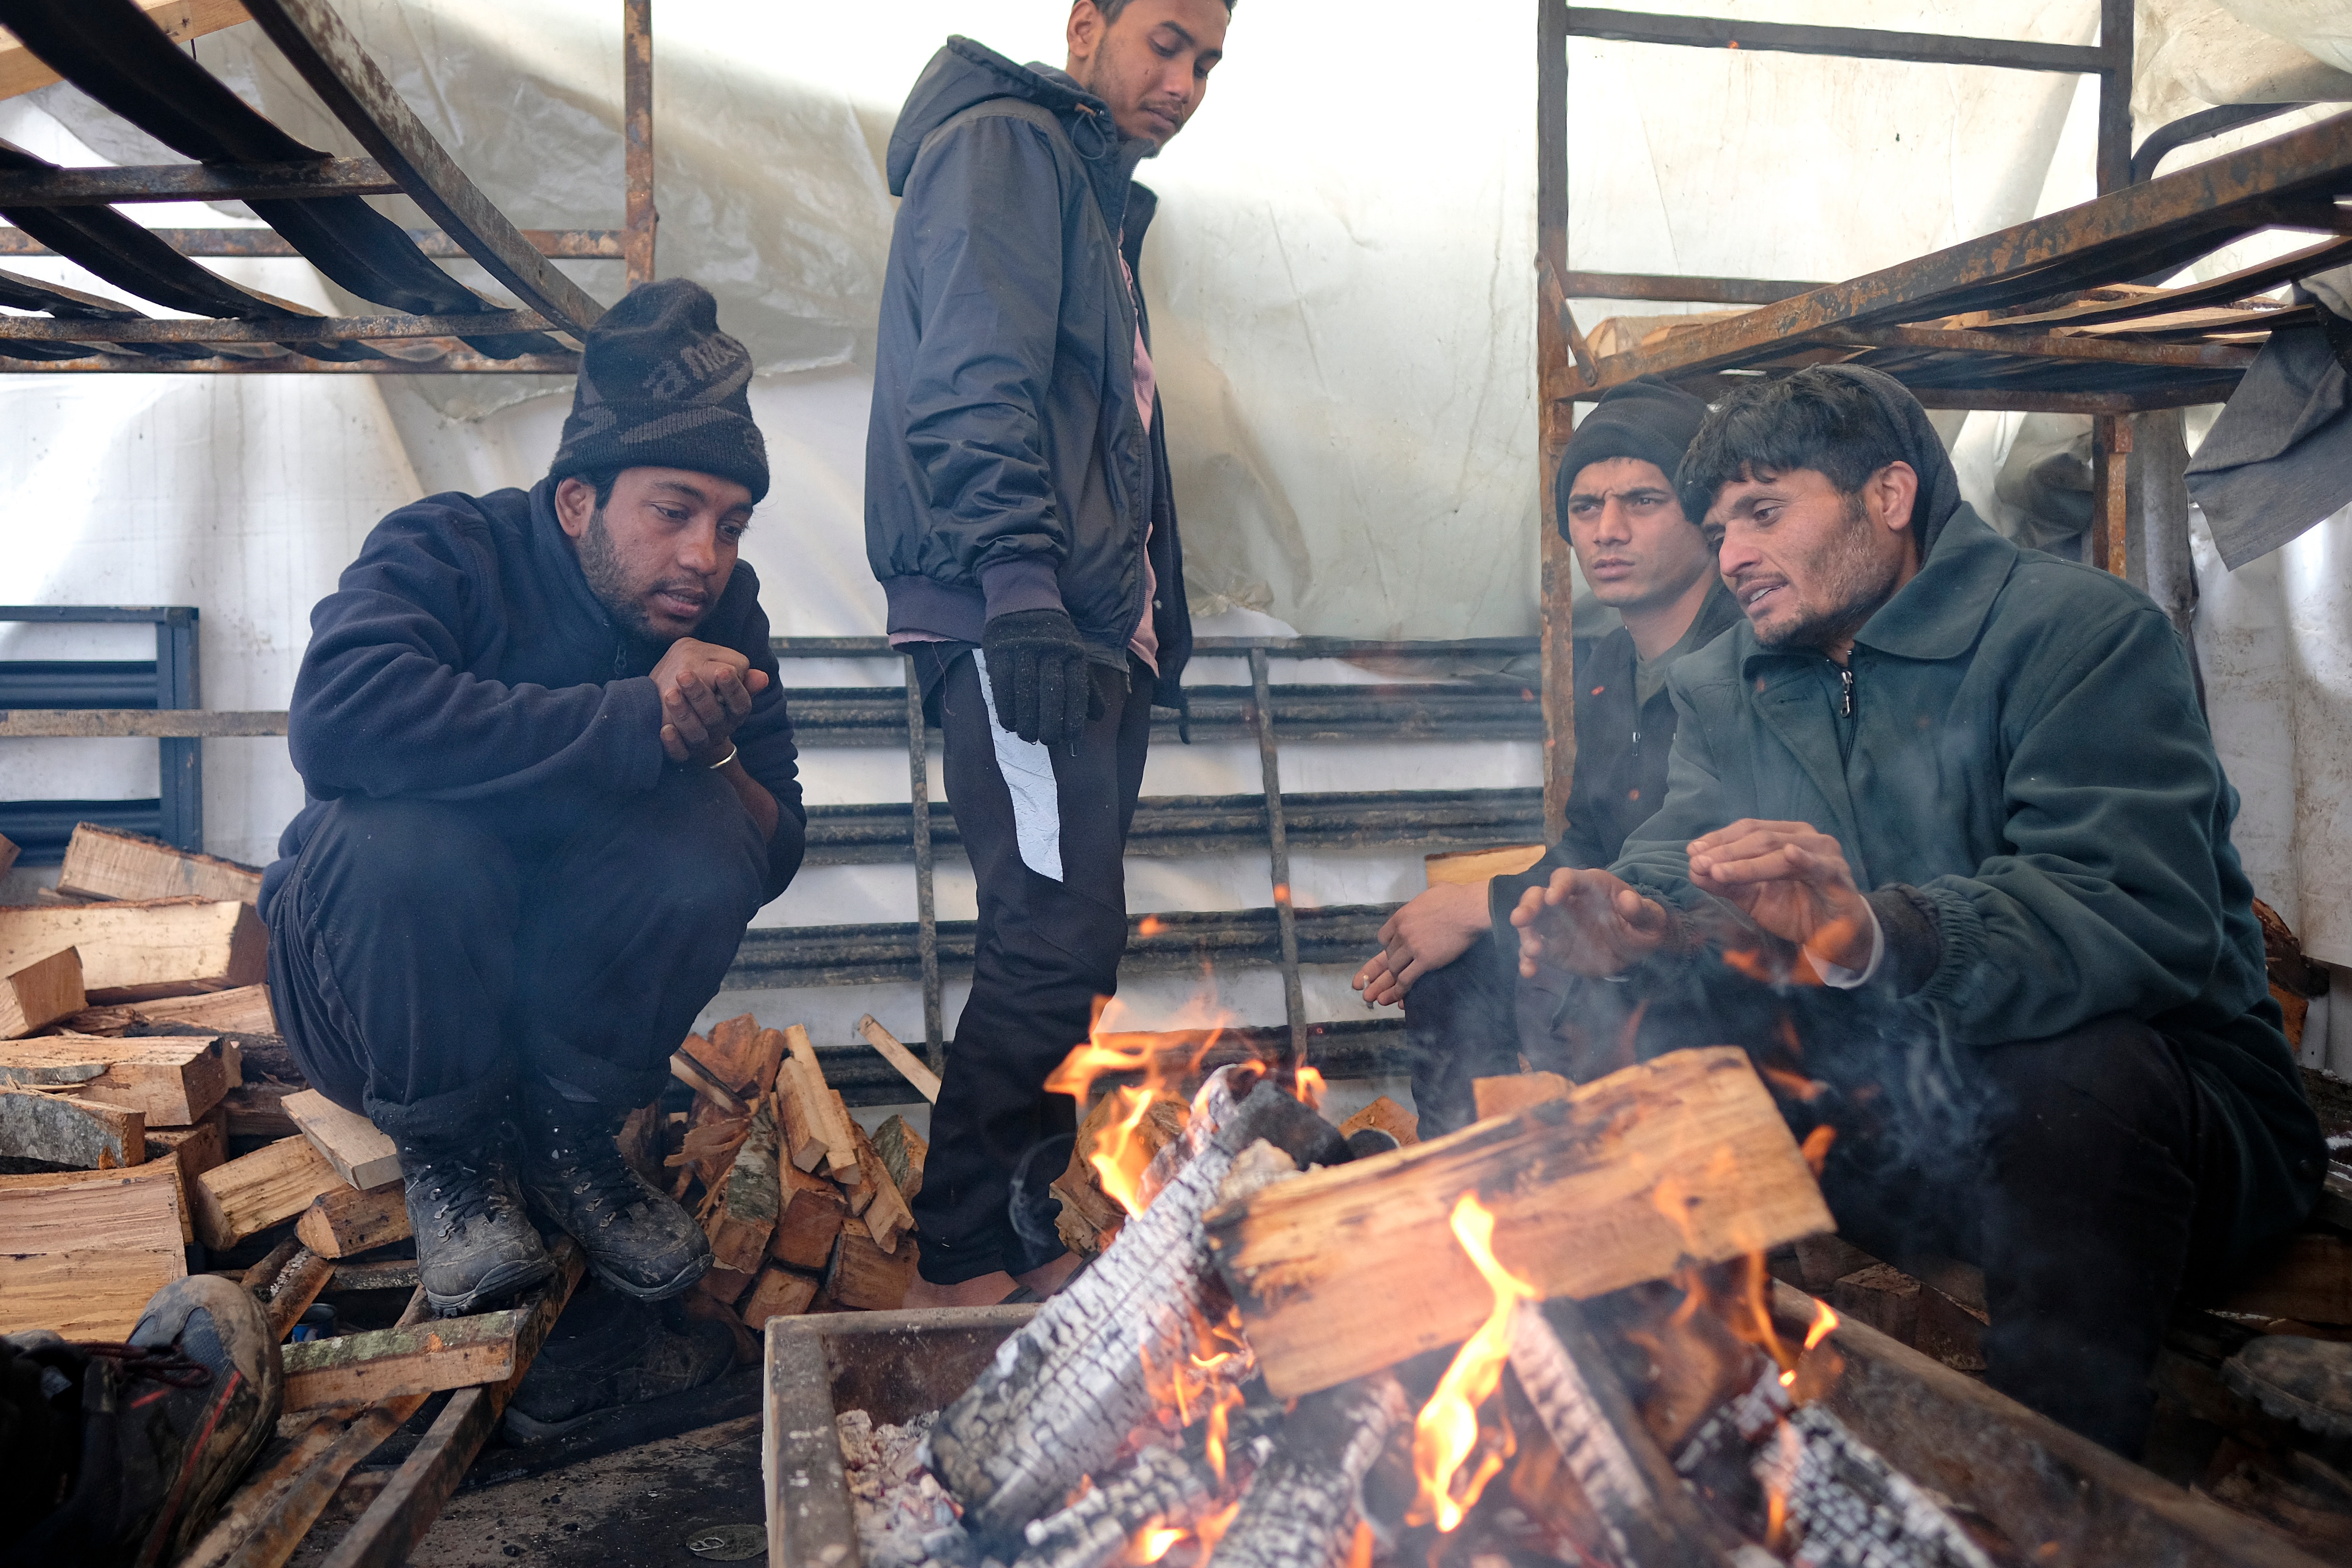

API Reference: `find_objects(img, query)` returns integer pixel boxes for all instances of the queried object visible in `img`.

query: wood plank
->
[296,1180,410,1259]
[56,823,265,904]
[0,945,84,1037]
[0,1031,229,1123]
[1473,1071,1570,1120]
[870,1113,927,1201]
[846,1117,913,1254]
[0,899,265,1002]
[706,1102,780,1275]
[0,1087,142,1166]
[148,1106,226,1179]
[281,1304,533,1410]
[740,1266,819,1327]
[0,1163,185,1338]
[1336,1094,1418,1147]
[0,0,251,103]
[1207,1047,1834,1396]
[193,1133,346,1249]
[826,1217,919,1310]
[770,1158,847,1273]
[780,1027,858,1177]
[221,1078,303,1140]
[774,1061,828,1174]
[283,1089,400,1191]
[853,1014,941,1103]
[1425,843,1547,887]
[2224,1234,2352,1326]
[134,982,278,1036]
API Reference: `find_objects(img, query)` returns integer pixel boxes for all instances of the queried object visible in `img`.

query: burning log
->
[1017,1443,1220,1568]
[1750,1403,1995,1568]
[1207,1373,1408,1568]
[925,1067,1348,1543]
[1207,1047,1833,1398]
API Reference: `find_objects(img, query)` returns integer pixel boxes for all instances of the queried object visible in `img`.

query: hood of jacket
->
[887,36,1119,196]
[1808,363,1967,562]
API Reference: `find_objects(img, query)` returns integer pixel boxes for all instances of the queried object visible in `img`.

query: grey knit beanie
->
[550,279,769,501]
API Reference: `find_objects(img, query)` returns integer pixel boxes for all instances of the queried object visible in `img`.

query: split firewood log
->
[1202,1373,1408,1568]
[925,1068,1348,1543]
[1015,1443,1215,1568]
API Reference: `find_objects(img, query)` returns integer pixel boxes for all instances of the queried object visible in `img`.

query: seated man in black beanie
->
[261,279,807,1317]
[1352,377,1740,1133]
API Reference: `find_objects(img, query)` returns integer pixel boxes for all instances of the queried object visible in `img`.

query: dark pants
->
[263,768,769,1144]
[911,650,1152,1284]
[1405,938,1589,1138]
[1426,951,2249,1457]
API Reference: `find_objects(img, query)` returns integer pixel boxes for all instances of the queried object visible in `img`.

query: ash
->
[839,1410,964,1568]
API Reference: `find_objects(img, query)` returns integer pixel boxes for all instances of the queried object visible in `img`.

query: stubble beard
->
[1751,493,1904,654]
[576,508,668,642]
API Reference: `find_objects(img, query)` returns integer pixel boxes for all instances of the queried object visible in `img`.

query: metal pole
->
[1248,649,1307,1069]
[904,657,944,1073]
[156,609,201,851]
[2095,0,2134,201]
[1537,0,1576,844]
[621,0,655,288]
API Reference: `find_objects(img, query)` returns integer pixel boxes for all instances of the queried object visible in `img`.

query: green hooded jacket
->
[1615,371,2323,1251]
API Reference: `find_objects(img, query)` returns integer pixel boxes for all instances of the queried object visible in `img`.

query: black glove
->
[981,608,1104,746]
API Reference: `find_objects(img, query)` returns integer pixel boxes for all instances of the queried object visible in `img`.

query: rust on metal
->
[0,349,582,374]
[0,157,397,206]
[1807,323,2259,369]
[1562,269,1825,304]
[0,307,552,342]
[1565,7,2108,74]
[623,0,656,286]
[0,227,626,258]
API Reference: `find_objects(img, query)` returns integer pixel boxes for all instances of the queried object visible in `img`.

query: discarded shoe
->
[2222,1332,2352,1440]
[521,1082,711,1300]
[397,1131,556,1315]
[501,1284,736,1441]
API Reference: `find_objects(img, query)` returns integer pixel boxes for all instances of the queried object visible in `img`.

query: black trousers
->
[1420,950,2248,1457]
[911,649,1152,1284]
[263,768,770,1144]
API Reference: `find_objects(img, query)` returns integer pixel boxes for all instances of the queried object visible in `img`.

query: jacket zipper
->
[1839,665,1854,718]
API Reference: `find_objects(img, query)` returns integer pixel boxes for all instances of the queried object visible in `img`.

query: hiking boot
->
[2223,1333,2352,1440]
[397,1132,555,1315]
[6,1275,284,1567]
[500,1283,737,1442]
[520,1083,710,1300]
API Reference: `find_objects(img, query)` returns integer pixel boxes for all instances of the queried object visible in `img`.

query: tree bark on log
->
[1204,1374,1407,1568]
[926,1068,1345,1542]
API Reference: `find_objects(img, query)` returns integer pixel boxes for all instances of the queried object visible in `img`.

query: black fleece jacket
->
[262,478,806,912]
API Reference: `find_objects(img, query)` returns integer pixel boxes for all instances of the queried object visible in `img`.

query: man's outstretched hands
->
[1351,879,1491,1007]
[1512,867,1672,978]
[651,638,770,765]
[1686,819,1873,974]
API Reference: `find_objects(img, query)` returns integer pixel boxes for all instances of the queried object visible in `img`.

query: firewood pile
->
[828,1045,2039,1568]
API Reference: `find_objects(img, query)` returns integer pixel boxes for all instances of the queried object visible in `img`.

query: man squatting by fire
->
[864,0,1227,1306]
[1352,377,1741,1135]
[1511,364,2324,1457]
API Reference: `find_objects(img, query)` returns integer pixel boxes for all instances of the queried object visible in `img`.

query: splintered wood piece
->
[0,1163,186,1338]
[706,1102,782,1275]
[853,1014,941,1103]
[193,1133,347,1250]
[1208,1047,1834,1398]
[780,1027,860,1177]
[0,898,265,1003]
[698,1013,766,1091]
[928,1069,1347,1538]
[1205,1374,1408,1568]
[1832,1265,1923,1346]
[281,1303,538,1410]
[1051,1087,1188,1259]
[0,1032,229,1124]
[219,1078,302,1140]
[699,1260,758,1306]
[148,1107,226,1180]
[1337,1094,1418,1146]
[1509,1302,1726,1568]
[1426,843,1548,886]
[775,1069,827,1174]
[740,1265,819,1327]
[618,1101,664,1187]
[743,1026,789,1098]
[48,1003,137,1036]
[826,1216,919,1310]
[1473,1071,1569,1120]
[2222,1233,2352,1327]
[263,1247,337,1343]
[282,1089,400,1191]
[668,1045,749,1117]
[771,1159,848,1272]
[847,1117,914,1253]
[297,1181,412,1259]
[0,1087,143,1167]
[670,1107,754,1192]
[871,1113,928,1202]
[132,982,278,1037]
[57,824,264,905]
[1,946,84,1038]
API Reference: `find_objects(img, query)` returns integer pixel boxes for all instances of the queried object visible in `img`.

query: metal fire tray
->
[761,1298,2327,1568]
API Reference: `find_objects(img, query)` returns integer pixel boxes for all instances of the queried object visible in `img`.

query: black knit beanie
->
[1555,375,1710,539]
[550,278,769,502]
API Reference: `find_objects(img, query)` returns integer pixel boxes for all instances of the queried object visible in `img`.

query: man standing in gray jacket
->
[865,0,1230,1305]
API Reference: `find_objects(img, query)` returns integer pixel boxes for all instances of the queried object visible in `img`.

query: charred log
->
[1017,1445,1220,1568]
[1206,1374,1408,1568]
[1750,1403,1995,1568]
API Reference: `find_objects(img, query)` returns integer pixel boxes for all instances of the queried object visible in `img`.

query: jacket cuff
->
[605,677,673,793]
[1901,883,1987,1008]
[978,557,1064,621]
[1864,886,1943,996]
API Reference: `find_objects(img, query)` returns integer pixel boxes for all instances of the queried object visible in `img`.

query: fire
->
[1798,1123,1836,1175]
[1780,1299,1841,1388]
[1134,1526,1185,1563]
[1760,1065,1828,1102]
[1046,995,1230,1218]
[1409,1194,1537,1533]
[1294,1065,1326,1111]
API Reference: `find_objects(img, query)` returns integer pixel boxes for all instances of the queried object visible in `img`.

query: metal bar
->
[622,0,655,287]
[1565,8,2109,73]
[1248,649,1307,1068]
[0,350,582,373]
[0,157,398,206]
[2096,0,2133,198]
[1811,323,2259,368]
[154,610,200,852]
[2133,104,2312,187]
[0,308,551,342]
[0,709,286,736]
[781,683,1547,749]
[1905,382,2243,413]
[1538,0,1576,845]
[1594,110,2352,386]
[767,634,1543,658]
[1561,269,1825,304]
[902,656,943,1074]
[0,605,186,622]
[1538,254,1599,388]
[0,226,625,258]
[2090,415,2132,576]
[238,0,606,335]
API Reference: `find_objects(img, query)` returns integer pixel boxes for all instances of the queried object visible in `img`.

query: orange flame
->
[1780,1297,1841,1388]
[1409,1194,1537,1532]
[1294,1065,1327,1111]
[1134,1527,1185,1564]
[1138,915,1166,936]
[1343,1520,1374,1568]
[1192,1500,1241,1559]
[1761,1065,1828,1103]
[1764,1421,1802,1550]
[1799,1124,1836,1176]
[1045,996,1228,1218]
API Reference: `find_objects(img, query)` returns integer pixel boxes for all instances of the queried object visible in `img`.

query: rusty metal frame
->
[0,227,627,259]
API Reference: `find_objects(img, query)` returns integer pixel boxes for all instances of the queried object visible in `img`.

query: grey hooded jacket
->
[865,37,1192,706]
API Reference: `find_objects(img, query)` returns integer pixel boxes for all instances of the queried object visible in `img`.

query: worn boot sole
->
[582,1247,712,1303]
[2222,1353,2352,1440]
[424,1253,559,1317]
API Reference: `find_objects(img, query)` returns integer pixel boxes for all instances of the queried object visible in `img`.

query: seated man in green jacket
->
[1513,364,2324,1457]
